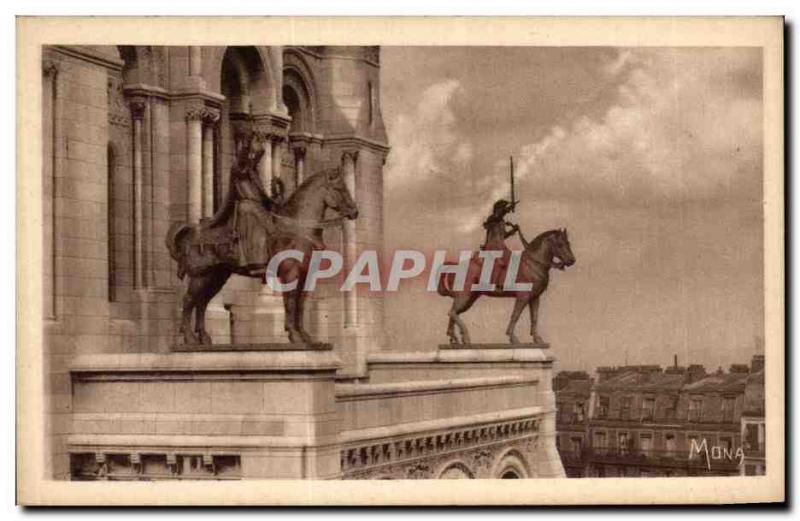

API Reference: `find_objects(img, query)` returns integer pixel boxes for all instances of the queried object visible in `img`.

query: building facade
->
[554,355,765,478]
[42,45,565,480]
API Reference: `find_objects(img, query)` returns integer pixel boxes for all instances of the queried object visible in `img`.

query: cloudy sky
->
[378,47,764,372]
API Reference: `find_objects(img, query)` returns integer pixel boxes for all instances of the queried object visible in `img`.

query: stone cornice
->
[169,88,226,107]
[324,134,390,156]
[50,45,124,71]
[336,375,538,402]
[122,83,170,101]
[340,405,543,446]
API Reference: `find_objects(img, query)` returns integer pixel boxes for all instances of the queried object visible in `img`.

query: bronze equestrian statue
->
[437,199,576,345]
[166,133,359,346]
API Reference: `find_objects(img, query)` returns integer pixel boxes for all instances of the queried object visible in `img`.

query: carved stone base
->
[172,342,333,352]
[439,342,550,350]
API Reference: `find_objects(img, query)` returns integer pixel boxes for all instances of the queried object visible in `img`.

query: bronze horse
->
[166,168,358,346]
[437,229,575,345]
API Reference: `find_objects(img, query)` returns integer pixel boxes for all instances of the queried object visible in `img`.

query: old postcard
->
[16,16,784,505]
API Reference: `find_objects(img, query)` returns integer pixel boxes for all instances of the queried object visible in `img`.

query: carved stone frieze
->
[341,416,540,479]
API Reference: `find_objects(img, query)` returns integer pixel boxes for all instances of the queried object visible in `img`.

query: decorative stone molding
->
[70,452,241,481]
[129,98,147,121]
[341,416,539,479]
[107,75,129,127]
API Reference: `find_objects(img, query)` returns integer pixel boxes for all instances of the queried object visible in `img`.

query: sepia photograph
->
[16,16,784,505]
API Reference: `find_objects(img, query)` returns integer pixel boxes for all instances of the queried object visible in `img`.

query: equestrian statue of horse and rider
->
[165,131,358,346]
[166,142,574,348]
[436,158,576,346]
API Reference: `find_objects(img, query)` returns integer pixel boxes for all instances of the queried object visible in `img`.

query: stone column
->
[42,59,59,319]
[185,107,205,223]
[294,145,307,188]
[270,134,284,184]
[130,98,147,289]
[253,129,273,188]
[341,150,359,328]
[188,46,202,76]
[201,108,220,218]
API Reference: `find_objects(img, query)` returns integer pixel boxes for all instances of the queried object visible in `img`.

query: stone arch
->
[282,49,318,133]
[217,46,276,198]
[218,46,274,114]
[491,448,532,479]
[436,459,475,479]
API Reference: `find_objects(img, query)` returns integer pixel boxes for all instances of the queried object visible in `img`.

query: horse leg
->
[282,289,302,344]
[180,286,198,345]
[192,269,230,345]
[279,260,303,344]
[294,284,314,346]
[446,315,458,344]
[450,293,478,345]
[529,296,546,345]
[506,296,528,344]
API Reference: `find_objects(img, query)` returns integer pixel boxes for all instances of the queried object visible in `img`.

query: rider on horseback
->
[204,132,283,279]
[480,199,520,283]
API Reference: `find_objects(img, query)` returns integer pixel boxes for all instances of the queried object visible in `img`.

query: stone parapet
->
[68,349,342,479]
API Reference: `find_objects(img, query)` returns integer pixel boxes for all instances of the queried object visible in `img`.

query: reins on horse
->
[271,213,346,230]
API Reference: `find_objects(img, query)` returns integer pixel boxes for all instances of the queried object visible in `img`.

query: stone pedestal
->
[204,296,232,345]
[250,289,286,344]
[68,348,342,480]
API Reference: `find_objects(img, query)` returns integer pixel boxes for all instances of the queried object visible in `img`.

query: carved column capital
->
[252,127,273,143]
[342,149,359,163]
[291,143,307,158]
[185,107,206,122]
[201,107,220,127]
[42,58,59,77]
[129,98,147,121]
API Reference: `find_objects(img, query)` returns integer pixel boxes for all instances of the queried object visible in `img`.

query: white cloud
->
[489,48,762,209]
[384,79,474,189]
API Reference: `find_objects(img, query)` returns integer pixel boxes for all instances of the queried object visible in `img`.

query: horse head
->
[322,167,359,220]
[549,228,576,271]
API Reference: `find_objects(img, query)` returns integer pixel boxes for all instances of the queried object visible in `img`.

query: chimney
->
[673,354,678,368]
[750,354,765,373]
[729,364,749,374]
[686,364,706,384]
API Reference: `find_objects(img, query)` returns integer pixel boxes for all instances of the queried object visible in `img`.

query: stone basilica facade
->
[41,45,564,480]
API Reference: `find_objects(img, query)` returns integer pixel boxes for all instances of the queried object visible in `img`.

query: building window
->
[593,431,607,455]
[721,396,736,422]
[641,397,655,421]
[664,433,677,454]
[688,397,704,422]
[620,396,633,420]
[664,395,678,420]
[618,432,630,455]
[573,401,585,422]
[743,422,765,453]
[639,433,653,454]
[596,395,609,419]
[570,436,584,453]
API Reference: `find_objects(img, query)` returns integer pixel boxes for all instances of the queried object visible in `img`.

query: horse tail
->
[165,222,193,280]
